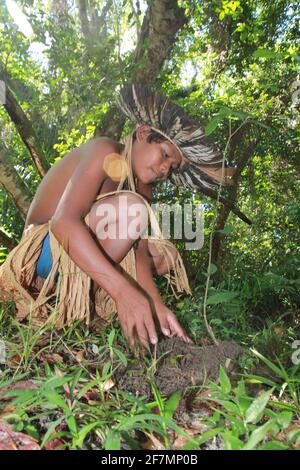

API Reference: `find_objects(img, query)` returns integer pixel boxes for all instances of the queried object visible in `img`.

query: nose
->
[161,161,172,177]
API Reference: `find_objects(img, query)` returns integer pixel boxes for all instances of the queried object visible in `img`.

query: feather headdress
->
[116,83,251,224]
[117,83,236,191]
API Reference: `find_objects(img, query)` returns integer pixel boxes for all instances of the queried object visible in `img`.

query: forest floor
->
[0,299,300,450]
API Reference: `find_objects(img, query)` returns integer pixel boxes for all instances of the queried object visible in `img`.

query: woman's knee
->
[86,192,149,242]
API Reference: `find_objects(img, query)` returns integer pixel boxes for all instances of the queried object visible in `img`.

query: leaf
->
[73,421,101,448]
[207,291,238,305]
[257,440,289,450]
[253,48,283,59]
[276,411,293,429]
[114,349,127,366]
[75,350,85,363]
[204,107,232,136]
[222,431,243,450]
[226,87,236,97]
[42,390,78,436]
[251,119,272,130]
[0,380,38,401]
[91,344,99,355]
[182,427,223,450]
[219,366,232,394]
[40,417,64,449]
[218,399,240,414]
[105,430,121,450]
[216,225,234,235]
[164,390,182,420]
[108,328,115,347]
[42,375,73,390]
[208,263,217,275]
[245,388,274,424]
[249,349,285,379]
[243,419,277,450]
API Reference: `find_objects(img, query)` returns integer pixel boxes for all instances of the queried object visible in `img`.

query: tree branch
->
[0,227,18,251]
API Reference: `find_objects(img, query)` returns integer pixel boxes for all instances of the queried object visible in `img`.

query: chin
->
[137,171,153,185]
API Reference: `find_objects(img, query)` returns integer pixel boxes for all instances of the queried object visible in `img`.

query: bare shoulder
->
[78,136,121,162]
[76,137,125,189]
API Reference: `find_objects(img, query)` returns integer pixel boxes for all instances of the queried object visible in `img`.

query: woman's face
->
[131,126,182,185]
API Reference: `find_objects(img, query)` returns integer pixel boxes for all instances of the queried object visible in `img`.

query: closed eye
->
[162,148,180,171]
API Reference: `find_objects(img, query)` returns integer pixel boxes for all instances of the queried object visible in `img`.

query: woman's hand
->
[153,300,193,344]
[116,287,158,351]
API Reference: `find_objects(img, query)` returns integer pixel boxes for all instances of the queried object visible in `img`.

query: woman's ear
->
[135,124,152,143]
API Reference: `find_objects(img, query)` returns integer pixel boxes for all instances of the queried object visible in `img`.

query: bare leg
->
[85,192,149,293]
[148,240,178,277]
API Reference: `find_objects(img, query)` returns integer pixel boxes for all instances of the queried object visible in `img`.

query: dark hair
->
[132,128,168,144]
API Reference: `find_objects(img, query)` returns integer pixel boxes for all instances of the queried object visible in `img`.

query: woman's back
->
[24,137,121,231]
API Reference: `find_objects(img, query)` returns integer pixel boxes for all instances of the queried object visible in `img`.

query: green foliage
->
[0,0,299,451]
[197,364,300,450]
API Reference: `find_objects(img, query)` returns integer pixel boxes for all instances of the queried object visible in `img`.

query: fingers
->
[144,316,158,346]
[120,316,157,352]
[168,315,194,344]
[136,323,151,352]
[159,317,172,338]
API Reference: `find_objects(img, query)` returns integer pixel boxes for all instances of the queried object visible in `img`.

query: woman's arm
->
[135,238,193,343]
[135,238,162,304]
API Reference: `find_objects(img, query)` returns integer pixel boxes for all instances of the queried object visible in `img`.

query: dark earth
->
[115,338,244,398]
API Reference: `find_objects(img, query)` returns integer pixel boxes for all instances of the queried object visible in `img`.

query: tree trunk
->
[0,152,32,220]
[133,0,186,82]
[2,82,50,178]
[77,0,91,39]
[95,0,187,138]
[211,137,258,265]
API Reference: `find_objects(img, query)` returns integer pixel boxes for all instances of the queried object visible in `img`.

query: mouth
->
[151,169,160,181]
[151,169,165,181]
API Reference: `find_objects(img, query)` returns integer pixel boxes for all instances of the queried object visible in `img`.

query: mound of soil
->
[115,338,244,398]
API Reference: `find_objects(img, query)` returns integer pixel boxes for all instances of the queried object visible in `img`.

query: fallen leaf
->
[7,354,22,368]
[0,405,16,420]
[172,427,199,450]
[35,333,51,348]
[0,380,38,401]
[84,391,100,402]
[44,438,64,450]
[0,422,40,450]
[101,379,115,392]
[75,350,85,363]
[40,352,64,364]
[141,433,165,450]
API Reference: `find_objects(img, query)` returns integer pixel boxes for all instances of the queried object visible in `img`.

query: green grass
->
[0,283,300,450]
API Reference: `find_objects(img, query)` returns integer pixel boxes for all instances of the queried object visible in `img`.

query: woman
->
[0,84,236,350]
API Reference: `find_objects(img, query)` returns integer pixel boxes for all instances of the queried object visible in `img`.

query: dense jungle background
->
[0,0,299,450]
